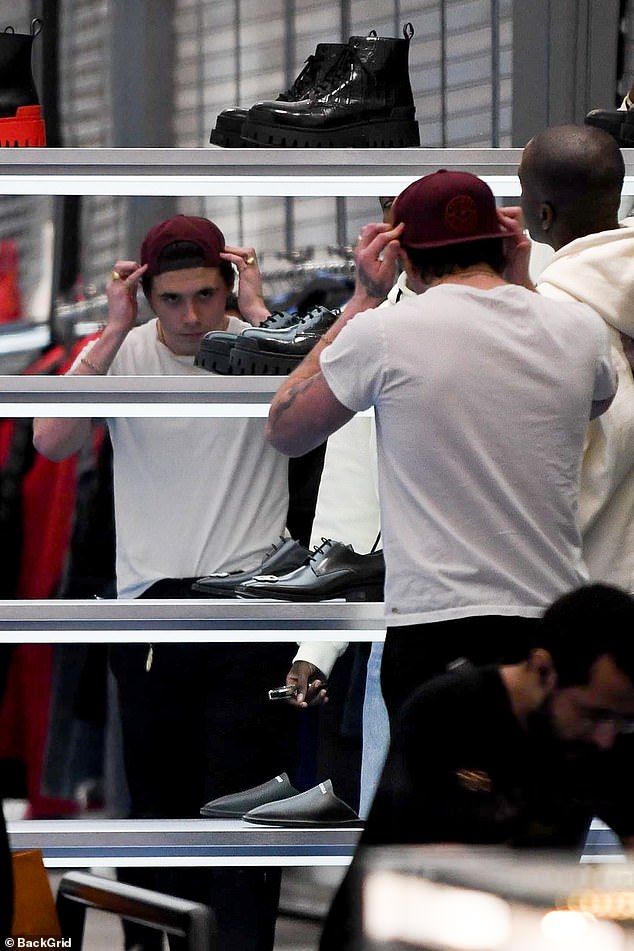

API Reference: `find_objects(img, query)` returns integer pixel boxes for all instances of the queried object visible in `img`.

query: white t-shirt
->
[320,283,616,626]
[294,276,415,677]
[307,272,414,555]
[103,317,289,598]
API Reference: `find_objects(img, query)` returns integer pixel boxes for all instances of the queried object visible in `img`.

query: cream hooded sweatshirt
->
[536,219,634,591]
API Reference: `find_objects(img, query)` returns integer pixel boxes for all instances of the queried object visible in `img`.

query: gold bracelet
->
[79,354,106,374]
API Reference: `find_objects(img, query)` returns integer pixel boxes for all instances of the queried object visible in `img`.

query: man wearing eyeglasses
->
[320,583,634,951]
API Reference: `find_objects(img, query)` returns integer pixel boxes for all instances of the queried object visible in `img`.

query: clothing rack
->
[263,259,355,284]
[44,255,357,337]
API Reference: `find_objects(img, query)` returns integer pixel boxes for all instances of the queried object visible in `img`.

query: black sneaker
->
[230,305,340,375]
[195,310,299,374]
[191,536,310,596]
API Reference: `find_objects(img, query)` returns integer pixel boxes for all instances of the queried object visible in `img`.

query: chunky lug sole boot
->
[210,107,249,148]
[229,305,340,375]
[210,42,345,147]
[0,19,45,147]
[242,23,419,148]
[194,310,300,374]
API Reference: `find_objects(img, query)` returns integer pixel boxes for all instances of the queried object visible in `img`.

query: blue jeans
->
[358,641,390,818]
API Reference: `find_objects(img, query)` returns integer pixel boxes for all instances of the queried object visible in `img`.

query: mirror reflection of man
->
[33,215,297,951]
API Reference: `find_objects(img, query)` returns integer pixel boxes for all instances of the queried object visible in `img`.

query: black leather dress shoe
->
[243,780,363,827]
[200,773,300,818]
[236,538,384,602]
[195,311,300,374]
[191,536,310,596]
[230,305,340,375]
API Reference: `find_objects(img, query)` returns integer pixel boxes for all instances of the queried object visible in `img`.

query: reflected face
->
[544,655,634,752]
[517,149,542,242]
[149,266,231,356]
[379,196,396,225]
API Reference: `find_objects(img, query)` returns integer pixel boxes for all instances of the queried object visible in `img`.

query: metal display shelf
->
[0,376,279,400]
[6,818,621,869]
[0,147,633,196]
[0,599,386,643]
[7,818,362,868]
[0,146,527,197]
[0,146,633,196]
[0,374,281,417]
[0,375,378,417]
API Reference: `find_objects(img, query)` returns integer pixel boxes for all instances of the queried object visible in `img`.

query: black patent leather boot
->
[194,310,300,374]
[0,18,45,147]
[210,42,345,147]
[229,305,340,375]
[242,23,420,147]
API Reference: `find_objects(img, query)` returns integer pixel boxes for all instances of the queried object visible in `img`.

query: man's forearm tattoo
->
[270,376,316,427]
[358,262,387,299]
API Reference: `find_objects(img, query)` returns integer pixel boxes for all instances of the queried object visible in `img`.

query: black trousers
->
[380,614,540,724]
[110,578,299,951]
[319,613,541,951]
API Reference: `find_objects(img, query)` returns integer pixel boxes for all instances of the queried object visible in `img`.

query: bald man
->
[518,124,634,594]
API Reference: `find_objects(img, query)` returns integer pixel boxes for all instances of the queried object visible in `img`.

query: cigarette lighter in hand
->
[268,685,298,701]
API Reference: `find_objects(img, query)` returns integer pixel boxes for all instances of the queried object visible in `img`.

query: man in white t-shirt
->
[266,170,617,725]
[33,215,297,951]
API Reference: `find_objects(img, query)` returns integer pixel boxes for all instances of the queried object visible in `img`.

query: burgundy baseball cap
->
[140,215,225,276]
[392,170,509,249]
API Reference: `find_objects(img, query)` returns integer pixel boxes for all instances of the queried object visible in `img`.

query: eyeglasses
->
[576,703,634,734]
